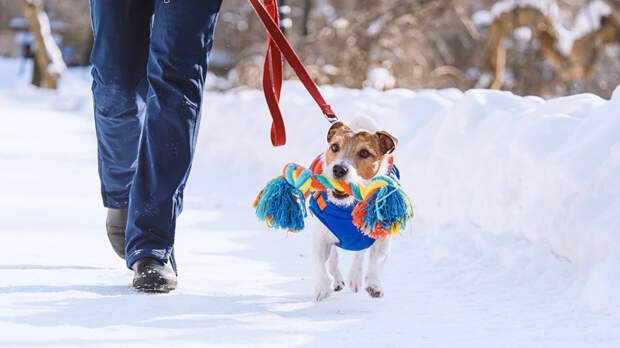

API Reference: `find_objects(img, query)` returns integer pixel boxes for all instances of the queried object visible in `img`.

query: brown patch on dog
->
[326,121,350,142]
[325,122,397,180]
[350,132,382,179]
[325,122,351,166]
[375,131,397,154]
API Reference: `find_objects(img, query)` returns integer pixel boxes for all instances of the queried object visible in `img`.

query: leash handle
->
[249,0,338,146]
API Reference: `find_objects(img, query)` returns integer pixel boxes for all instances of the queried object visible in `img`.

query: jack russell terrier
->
[308,116,399,302]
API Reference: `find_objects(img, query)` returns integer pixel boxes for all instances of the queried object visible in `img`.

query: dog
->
[309,116,398,302]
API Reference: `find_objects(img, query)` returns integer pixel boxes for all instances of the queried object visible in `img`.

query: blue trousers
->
[89,0,222,269]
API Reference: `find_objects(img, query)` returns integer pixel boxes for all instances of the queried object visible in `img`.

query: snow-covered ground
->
[1,57,619,347]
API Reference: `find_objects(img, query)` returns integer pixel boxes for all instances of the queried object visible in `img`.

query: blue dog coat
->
[308,163,400,251]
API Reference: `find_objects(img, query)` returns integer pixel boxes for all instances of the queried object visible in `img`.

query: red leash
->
[248,0,338,147]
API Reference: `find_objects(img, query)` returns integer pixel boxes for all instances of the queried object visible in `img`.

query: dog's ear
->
[327,121,346,143]
[375,131,397,154]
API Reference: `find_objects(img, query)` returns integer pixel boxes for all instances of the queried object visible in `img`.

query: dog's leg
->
[365,237,391,298]
[348,250,366,293]
[313,223,337,302]
[327,246,345,291]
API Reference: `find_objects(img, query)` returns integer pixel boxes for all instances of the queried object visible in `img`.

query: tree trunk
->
[21,0,66,89]
[301,0,312,36]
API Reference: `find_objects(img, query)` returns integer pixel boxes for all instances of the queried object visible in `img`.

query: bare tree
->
[484,5,620,89]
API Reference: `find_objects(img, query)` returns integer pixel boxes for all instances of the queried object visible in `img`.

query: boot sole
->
[133,276,177,293]
[133,284,176,293]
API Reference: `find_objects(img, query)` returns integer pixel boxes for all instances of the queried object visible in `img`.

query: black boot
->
[106,208,127,259]
[131,258,177,293]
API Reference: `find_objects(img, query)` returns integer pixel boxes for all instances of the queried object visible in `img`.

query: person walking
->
[89,0,223,292]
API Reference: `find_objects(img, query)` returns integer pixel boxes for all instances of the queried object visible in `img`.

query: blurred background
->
[0,0,618,97]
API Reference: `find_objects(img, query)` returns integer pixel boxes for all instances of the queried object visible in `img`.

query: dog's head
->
[323,117,397,204]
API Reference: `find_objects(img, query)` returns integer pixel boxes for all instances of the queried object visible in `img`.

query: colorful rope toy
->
[253,163,413,239]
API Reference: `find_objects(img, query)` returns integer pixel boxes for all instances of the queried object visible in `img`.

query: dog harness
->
[308,156,401,251]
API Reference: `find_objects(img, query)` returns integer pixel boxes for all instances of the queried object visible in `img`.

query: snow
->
[513,27,533,41]
[364,67,396,90]
[315,0,336,23]
[570,0,613,43]
[332,18,349,30]
[35,11,66,75]
[1,57,620,346]
[472,10,493,27]
[580,258,620,312]
[366,14,390,36]
[490,0,562,19]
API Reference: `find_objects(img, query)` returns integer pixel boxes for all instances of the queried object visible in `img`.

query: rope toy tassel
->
[352,178,413,239]
[254,163,413,237]
[254,176,307,231]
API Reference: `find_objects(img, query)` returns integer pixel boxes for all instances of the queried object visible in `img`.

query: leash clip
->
[325,115,339,124]
[320,104,338,124]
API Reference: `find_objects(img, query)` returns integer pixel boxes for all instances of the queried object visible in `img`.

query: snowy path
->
[1,62,619,347]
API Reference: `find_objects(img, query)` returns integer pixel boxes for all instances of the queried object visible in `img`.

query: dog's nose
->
[333,164,348,179]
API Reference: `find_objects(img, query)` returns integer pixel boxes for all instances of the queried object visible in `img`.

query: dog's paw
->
[314,283,333,302]
[333,279,345,292]
[348,274,362,293]
[348,278,362,293]
[365,285,384,298]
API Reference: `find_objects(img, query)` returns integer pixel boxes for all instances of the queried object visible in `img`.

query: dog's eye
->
[359,149,370,158]
[331,143,340,152]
